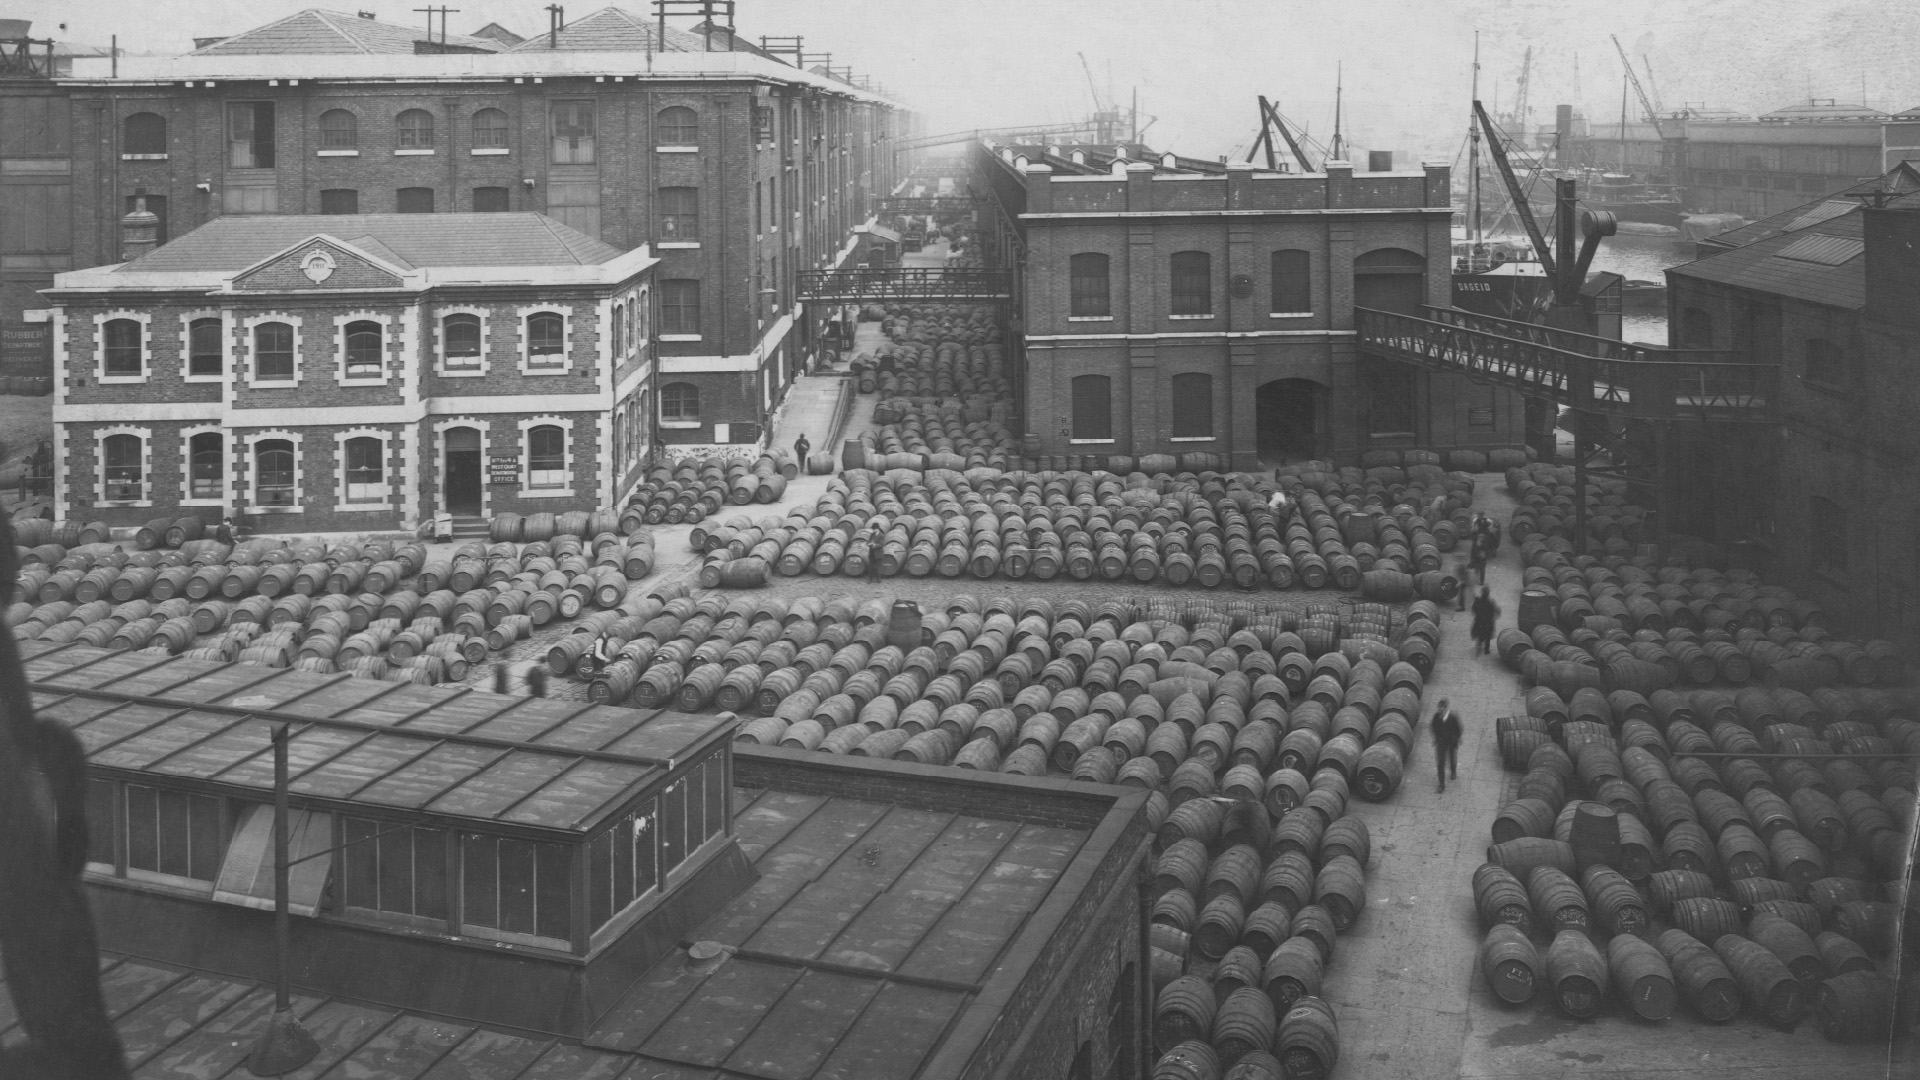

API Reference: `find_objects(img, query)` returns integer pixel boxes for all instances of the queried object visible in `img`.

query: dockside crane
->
[1610,34,1668,138]
[1246,96,1315,173]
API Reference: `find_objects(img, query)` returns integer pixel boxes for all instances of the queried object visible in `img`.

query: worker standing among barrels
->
[1472,586,1501,656]
[793,433,811,464]
[1432,698,1462,792]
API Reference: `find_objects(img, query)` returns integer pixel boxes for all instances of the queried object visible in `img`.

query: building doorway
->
[444,427,482,515]
[1353,247,1428,315]
[1256,379,1323,463]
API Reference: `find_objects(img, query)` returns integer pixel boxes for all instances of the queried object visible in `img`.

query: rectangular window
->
[344,437,384,502]
[661,280,699,336]
[85,779,115,867]
[1069,253,1111,317]
[1072,374,1112,441]
[462,833,570,942]
[226,102,274,169]
[659,186,698,241]
[1171,251,1211,315]
[754,182,762,235]
[472,186,509,213]
[1811,496,1847,577]
[550,100,595,164]
[753,105,773,143]
[319,188,358,215]
[661,779,687,878]
[397,187,434,214]
[341,818,447,920]
[1271,249,1312,313]
[527,425,566,488]
[125,784,223,883]
[187,318,222,377]
[255,440,296,507]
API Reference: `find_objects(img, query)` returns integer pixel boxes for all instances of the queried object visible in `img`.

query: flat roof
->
[6,772,1137,1080]
[25,640,730,836]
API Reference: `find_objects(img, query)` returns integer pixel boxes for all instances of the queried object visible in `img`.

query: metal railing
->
[1356,306,1778,421]
[880,196,975,213]
[796,267,1012,302]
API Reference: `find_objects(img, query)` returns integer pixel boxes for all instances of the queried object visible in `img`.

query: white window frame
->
[658,381,701,430]
[245,430,303,514]
[239,313,303,388]
[177,309,227,384]
[93,311,151,384]
[435,306,490,377]
[95,425,152,507]
[516,304,570,375]
[332,311,394,385]
[518,416,573,496]
[334,428,392,512]
[179,425,227,508]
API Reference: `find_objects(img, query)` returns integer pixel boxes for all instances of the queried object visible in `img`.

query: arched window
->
[1071,374,1112,440]
[343,436,384,502]
[1353,247,1428,315]
[1271,249,1311,313]
[1171,372,1213,438]
[661,382,700,421]
[612,302,625,357]
[526,425,566,488]
[661,280,699,336]
[656,106,698,146]
[442,313,481,369]
[123,112,166,156]
[396,109,434,149]
[472,108,509,149]
[1069,252,1110,317]
[319,109,357,149]
[102,434,143,502]
[188,432,223,500]
[658,187,699,240]
[254,439,296,507]
[344,320,382,378]
[1681,307,1714,348]
[1170,251,1211,315]
[253,322,294,381]
[103,318,143,376]
[526,312,565,365]
[188,317,222,377]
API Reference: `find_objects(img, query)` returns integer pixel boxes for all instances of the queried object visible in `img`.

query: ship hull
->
[1451,270,1552,321]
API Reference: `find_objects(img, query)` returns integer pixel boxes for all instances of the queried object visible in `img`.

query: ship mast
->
[1469,33,1482,242]
[1331,63,1344,161]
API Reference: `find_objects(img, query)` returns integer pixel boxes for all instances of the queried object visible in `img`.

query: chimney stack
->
[121,191,160,262]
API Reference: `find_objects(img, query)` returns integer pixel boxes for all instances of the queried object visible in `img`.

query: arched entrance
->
[1256,379,1324,464]
[1353,247,1428,314]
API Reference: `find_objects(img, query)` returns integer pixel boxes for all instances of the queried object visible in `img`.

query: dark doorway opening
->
[1257,379,1322,463]
[444,427,482,515]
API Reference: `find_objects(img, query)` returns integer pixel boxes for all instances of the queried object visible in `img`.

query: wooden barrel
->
[1274,996,1338,1080]
[1581,864,1648,936]
[1662,822,1716,874]
[1353,743,1402,801]
[1319,816,1370,868]
[1290,906,1337,964]
[1153,976,1217,1055]
[1648,869,1717,913]
[1240,901,1292,958]
[1211,986,1276,1065]
[1312,854,1365,930]
[1486,838,1575,879]
[1259,852,1314,915]
[1607,933,1678,1020]
[1655,929,1741,1022]
[1205,845,1264,909]
[1546,930,1607,1018]
[1813,931,1874,976]
[1672,898,1744,942]
[1815,972,1897,1042]
[1151,1041,1220,1080]
[1714,934,1807,1025]
[1748,913,1825,985]
[1492,798,1557,844]
[1480,924,1541,1005]
[1527,867,1591,935]
[1472,863,1533,935]
[1261,936,1324,1011]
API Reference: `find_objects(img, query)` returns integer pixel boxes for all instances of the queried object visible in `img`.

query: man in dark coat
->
[1432,698,1462,792]
[793,433,811,463]
[1472,585,1501,656]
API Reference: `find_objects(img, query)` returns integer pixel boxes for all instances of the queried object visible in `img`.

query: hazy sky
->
[17,0,1920,162]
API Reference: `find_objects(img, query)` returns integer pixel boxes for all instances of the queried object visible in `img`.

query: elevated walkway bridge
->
[795,267,1011,304]
[1357,306,1779,423]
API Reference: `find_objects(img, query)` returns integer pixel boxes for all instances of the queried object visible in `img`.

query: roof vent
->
[357,10,377,18]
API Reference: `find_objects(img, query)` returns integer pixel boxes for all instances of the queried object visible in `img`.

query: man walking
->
[1432,698,1462,792]
[1472,585,1501,656]
[864,518,886,583]
[793,433,811,464]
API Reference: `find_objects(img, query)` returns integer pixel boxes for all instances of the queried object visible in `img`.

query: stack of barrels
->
[731,463,1475,592]
[1479,673,1915,1039]
[853,410,1018,473]
[616,450,798,526]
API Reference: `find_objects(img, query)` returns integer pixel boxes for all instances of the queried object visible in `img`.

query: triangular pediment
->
[232,237,408,291]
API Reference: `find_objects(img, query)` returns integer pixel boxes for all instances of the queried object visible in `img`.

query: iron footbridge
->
[1356,306,1779,422]
[796,267,1012,304]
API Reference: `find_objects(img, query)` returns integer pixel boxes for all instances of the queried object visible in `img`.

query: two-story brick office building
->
[982,143,1528,467]
[42,212,657,532]
[0,6,904,446]
[1662,172,1920,654]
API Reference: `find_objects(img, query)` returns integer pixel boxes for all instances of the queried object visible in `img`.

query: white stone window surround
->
[434,305,491,378]
[93,310,152,384]
[178,424,227,508]
[517,415,574,497]
[239,313,304,389]
[176,309,228,384]
[331,310,397,386]
[516,303,571,376]
[94,424,152,507]
[432,416,491,519]
[333,426,394,512]
[243,429,303,515]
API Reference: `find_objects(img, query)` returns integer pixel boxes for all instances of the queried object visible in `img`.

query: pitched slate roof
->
[190,9,504,55]
[1698,164,1920,252]
[115,213,626,274]
[1671,207,1868,309]
[504,7,714,53]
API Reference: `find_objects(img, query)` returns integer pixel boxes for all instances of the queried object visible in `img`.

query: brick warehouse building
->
[0,7,904,447]
[42,212,657,532]
[978,142,1528,467]
[1661,171,1920,654]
